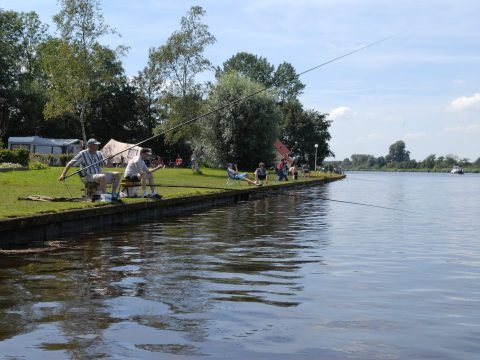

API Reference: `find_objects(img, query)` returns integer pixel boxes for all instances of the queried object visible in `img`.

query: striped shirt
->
[68,150,106,177]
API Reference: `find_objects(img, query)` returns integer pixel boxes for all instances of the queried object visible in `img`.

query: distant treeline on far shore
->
[325,140,480,173]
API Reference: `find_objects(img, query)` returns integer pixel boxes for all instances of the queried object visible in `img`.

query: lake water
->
[1,172,479,359]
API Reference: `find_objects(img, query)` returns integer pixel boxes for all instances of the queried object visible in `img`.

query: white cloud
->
[443,124,480,133]
[329,106,351,120]
[354,132,385,143]
[448,93,480,111]
[405,132,428,139]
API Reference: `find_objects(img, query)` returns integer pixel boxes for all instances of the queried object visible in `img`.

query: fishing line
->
[121,183,416,213]
[63,33,402,180]
[274,191,417,214]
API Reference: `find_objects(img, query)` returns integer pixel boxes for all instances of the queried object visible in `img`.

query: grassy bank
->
[0,167,342,219]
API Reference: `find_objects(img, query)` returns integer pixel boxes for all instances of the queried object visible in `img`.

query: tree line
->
[338,140,480,172]
[0,1,333,170]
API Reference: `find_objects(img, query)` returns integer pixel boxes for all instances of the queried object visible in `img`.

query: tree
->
[197,73,280,169]
[279,100,333,166]
[272,62,305,103]
[0,10,49,142]
[216,52,274,87]
[422,154,436,169]
[386,140,410,162]
[131,48,165,138]
[151,6,216,98]
[149,6,215,153]
[42,0,120,144]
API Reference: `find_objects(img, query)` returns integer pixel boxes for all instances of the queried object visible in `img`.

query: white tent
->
[101,139,143,166]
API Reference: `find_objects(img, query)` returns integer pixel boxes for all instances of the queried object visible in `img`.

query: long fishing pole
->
[63,33,401,180]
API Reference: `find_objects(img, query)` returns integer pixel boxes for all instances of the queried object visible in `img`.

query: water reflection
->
[0,191,329,358]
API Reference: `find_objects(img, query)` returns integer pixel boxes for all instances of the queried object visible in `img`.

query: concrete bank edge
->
[0,176,344,246]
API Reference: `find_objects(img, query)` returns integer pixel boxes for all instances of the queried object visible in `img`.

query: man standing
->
[124,148,160,198]
[59,138,120,200]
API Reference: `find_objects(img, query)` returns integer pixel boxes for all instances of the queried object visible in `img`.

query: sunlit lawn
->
[0,166,340,219]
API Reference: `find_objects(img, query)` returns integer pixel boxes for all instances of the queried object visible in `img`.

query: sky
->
[2,0,479,161]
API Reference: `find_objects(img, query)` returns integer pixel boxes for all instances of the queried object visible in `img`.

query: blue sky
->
[3,0,479,161]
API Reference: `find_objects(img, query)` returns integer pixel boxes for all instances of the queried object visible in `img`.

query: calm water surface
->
[1,172,479,359]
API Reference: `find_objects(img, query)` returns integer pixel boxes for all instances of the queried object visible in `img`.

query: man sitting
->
[227,163,261,186]
[254,162,269,184]
[302,162,311,177]
[124,148,160,198]
[59,138,120,200]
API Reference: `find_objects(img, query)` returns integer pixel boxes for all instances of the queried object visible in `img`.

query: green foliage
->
[41,0,121,143]
[59,154,74,166]
[198,73,280,169]
[149,6,216,97]
[0,148,30,166]
[216,52,275,87]
[280,100,333,165]
[29,161,49,170]
[386,140,410,162]
[0,9,49,142]
[273,62,305,103]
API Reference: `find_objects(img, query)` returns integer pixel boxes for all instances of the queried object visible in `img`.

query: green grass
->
[0,167,342,219]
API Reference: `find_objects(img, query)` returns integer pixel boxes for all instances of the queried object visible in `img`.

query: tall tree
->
[42,0,119,144]
[0,10,49,142]
[150,6,216,151]
[131,48,166,138]
[151,6,216,98]
[280,100,333,165]
[386,140,410,162]
[272,62,305,103]
[216,52,274,87]
[198,73,280,169]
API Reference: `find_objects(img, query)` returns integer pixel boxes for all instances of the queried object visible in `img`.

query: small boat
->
[451,166,464,175]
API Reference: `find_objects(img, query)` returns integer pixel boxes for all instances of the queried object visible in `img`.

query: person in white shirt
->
[124,148,160,198]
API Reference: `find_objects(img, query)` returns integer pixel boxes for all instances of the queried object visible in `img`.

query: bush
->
[29,161,49,170]
[0,148,30,166]
[30,153,55,165]
[59,154,74,166]
[0,162,23,169]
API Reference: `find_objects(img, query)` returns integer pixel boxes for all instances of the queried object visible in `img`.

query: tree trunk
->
[79,103,87,146]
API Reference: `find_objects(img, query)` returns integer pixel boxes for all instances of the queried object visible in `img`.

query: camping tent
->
[101,139,144,166]
[8,136,82,155]
[273,139,293,164]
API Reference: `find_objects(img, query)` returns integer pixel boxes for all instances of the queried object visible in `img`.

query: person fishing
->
[59,138,120,200]
[123,148,161,198]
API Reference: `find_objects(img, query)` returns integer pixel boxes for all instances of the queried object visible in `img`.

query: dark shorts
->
[258,174,267,180]
[124,175,140,182]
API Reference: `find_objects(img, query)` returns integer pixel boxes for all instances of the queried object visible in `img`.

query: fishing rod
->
[63,33,401,180]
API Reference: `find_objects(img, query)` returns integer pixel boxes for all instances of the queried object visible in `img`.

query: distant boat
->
[451,166,464,175]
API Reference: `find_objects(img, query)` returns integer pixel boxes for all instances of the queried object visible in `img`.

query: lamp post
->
[314,144,318,172]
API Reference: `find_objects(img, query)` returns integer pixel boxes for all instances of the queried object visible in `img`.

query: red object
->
[175,157,182,167]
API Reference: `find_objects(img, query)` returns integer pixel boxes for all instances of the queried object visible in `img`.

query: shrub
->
[0,148,30,166]
[30,153,54,165]
[59,154,74,166]
[0,162,23,169]
[29,161,49,170]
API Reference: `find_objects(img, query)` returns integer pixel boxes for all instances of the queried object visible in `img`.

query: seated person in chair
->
[124,148,160,198]
[59,138,120,200]
[227,163,261,186]
[254,162,269,184]
[302,162,311,177]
